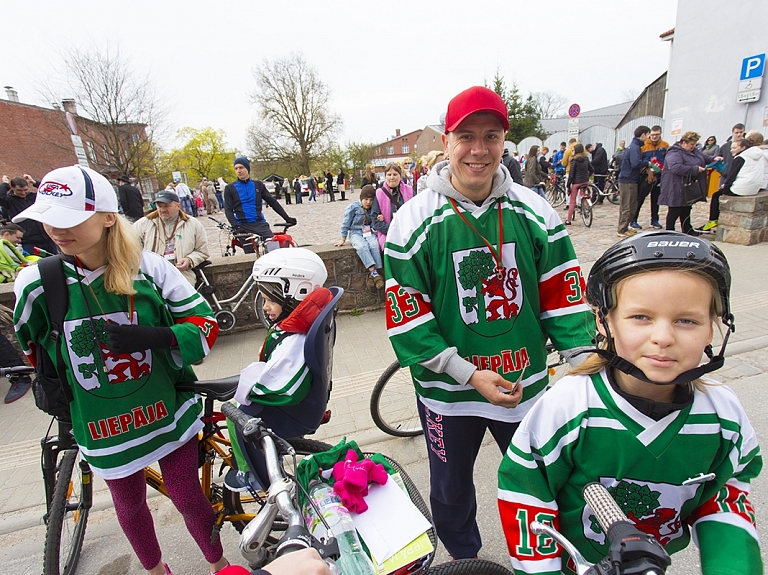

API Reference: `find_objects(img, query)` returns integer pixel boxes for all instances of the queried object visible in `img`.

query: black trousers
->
[634,180,660,222]
[709,189,736,221]
[418,400,519,559]
[593,175,606,203]
[665,206,694,233]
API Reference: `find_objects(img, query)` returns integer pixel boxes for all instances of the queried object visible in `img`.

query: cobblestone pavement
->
[199,187,717,266]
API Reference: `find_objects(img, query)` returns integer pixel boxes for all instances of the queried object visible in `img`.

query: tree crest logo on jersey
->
[453,243,522,336]
[583,478,700,547]
[64,312,152,397]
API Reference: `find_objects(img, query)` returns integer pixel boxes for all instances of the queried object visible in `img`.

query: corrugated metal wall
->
[616,116,665,146]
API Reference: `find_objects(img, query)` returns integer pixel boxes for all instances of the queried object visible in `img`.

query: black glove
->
[104,323,174,355]
[286,217,297,226]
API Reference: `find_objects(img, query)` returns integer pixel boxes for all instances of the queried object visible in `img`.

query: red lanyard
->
[448,197,505,279]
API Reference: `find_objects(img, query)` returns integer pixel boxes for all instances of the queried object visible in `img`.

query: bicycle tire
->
[223,437,332,533]
[370,360,423,437]
[606,182,620,204]
[545,183,565,208]
[426,559,513,575]
[580,195,593,227]
[253,292,270,329]
[43,449,90,575]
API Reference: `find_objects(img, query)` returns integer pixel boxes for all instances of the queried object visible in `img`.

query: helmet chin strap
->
[574,309,736,386]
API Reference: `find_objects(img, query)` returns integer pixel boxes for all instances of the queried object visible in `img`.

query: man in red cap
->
[383,86,593,559]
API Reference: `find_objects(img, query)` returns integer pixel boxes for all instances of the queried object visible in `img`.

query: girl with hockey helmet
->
[229,248,333,490]
[498,230,762,574]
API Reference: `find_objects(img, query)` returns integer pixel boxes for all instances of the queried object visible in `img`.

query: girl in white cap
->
[12,165,229,575]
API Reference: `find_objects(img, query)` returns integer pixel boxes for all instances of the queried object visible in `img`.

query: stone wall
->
[715,190,768,245]
[0,245,386,352]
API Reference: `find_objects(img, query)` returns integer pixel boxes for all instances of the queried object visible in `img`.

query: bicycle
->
[198,218,298,330]
[370,343,568,438]
[223,402,515,575]
[7,366,330,575]
[591,171,620,205]
[545,173,567,207]
[530,482,670,574]
[576,183,594,227]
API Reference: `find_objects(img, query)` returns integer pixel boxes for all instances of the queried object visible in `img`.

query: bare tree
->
[622,88,641,102]
[41,45,165,188]
[531,91,568,119]
[248,53,341,175]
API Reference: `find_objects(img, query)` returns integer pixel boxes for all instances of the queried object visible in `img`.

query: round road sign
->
[568,104,581,118]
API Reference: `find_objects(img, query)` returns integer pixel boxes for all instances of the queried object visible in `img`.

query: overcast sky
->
[3,0,677,153]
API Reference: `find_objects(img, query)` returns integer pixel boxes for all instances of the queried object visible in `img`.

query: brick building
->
[372,128,423,168]
[0,88,155,194]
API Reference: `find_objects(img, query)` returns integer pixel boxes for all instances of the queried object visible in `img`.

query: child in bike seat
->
[228,248,332,491]
[498,231,762,574]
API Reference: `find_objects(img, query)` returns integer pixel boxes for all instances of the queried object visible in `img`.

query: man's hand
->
[1,175,9,184]
[286,217,297,226]
[23,174,35,186]
[468,370,523,408]
[176,258,191,272]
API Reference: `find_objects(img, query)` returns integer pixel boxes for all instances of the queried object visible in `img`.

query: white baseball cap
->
[13,165,119,229]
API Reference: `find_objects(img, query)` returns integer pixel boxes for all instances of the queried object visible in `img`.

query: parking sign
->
[740,54,765,81]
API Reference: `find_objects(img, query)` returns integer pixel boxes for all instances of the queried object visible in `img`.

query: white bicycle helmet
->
[252,248,327,318]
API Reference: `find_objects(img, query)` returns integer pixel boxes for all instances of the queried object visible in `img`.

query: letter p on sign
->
[741,54,766,81]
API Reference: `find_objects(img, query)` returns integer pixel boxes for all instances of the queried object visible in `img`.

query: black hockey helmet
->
[584,230,735,386]
[587,230,732,323]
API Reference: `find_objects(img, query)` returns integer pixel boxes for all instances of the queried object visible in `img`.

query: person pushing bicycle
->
[224,157,297,239]
[12,165,229,575]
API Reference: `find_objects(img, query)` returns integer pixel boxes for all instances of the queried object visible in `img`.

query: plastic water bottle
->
[304,481,376,575]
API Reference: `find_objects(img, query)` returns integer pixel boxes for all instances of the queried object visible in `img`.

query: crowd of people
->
[0,85,765,575]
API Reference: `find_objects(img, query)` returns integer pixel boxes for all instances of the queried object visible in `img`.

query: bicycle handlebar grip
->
[221,402,257,436]
[582,482,628,536]
[0,366,35,377]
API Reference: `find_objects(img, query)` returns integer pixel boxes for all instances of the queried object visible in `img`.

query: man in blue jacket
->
[616,126,650,238]
[224,157,295,238]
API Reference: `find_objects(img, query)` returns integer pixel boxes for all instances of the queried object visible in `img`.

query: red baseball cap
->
[444,86,510,133]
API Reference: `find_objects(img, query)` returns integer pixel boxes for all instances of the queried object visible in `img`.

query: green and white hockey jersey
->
[498,369,763,574]
[384,162,594,422]
[14,252,219,479]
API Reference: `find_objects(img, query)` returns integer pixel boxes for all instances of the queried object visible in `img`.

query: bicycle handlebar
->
[220,402,341,572]
[0,365,35,377]
[531,482,670,575]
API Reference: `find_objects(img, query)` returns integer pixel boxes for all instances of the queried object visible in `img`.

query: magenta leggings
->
[104,437,223,570]
[566,182,587,223]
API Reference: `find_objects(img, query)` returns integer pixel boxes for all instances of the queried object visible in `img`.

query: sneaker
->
[366,273,376,288]
[686,229,703,237]
[630,221,642,230]
[163,563,173,575]
[564,221,571,225]
[4,376,31,404]
[701,220,718,231]
[374,275,385,290]
[650,219,662,229]
[224,468,263,493]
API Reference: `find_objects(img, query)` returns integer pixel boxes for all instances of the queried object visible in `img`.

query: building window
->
[402,145,409,154]
[102,145,110,165]
[387,145,394,155]
[86,141,97,163]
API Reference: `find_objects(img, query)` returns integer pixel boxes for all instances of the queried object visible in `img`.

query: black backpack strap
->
[37,256,73,403]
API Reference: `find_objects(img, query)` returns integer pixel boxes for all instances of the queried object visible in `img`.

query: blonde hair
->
[424,150,445,170]
[570,268,721,392]
[104,215,143,295]
[680,131,700,144]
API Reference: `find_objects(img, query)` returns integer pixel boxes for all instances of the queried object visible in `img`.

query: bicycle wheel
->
[253,292,270,329]
[43,449,90,575]
[426,559,513,574]
[223,437,332,533]
[580,195,593,227]
[370,360,423,437]
[607,182,620,204]
[545,183,565,208]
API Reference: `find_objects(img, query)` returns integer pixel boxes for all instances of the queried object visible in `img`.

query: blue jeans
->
[349,233,382,270]
[215,193,224,209]
[530,185,546,198]
[180,197,194,216]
